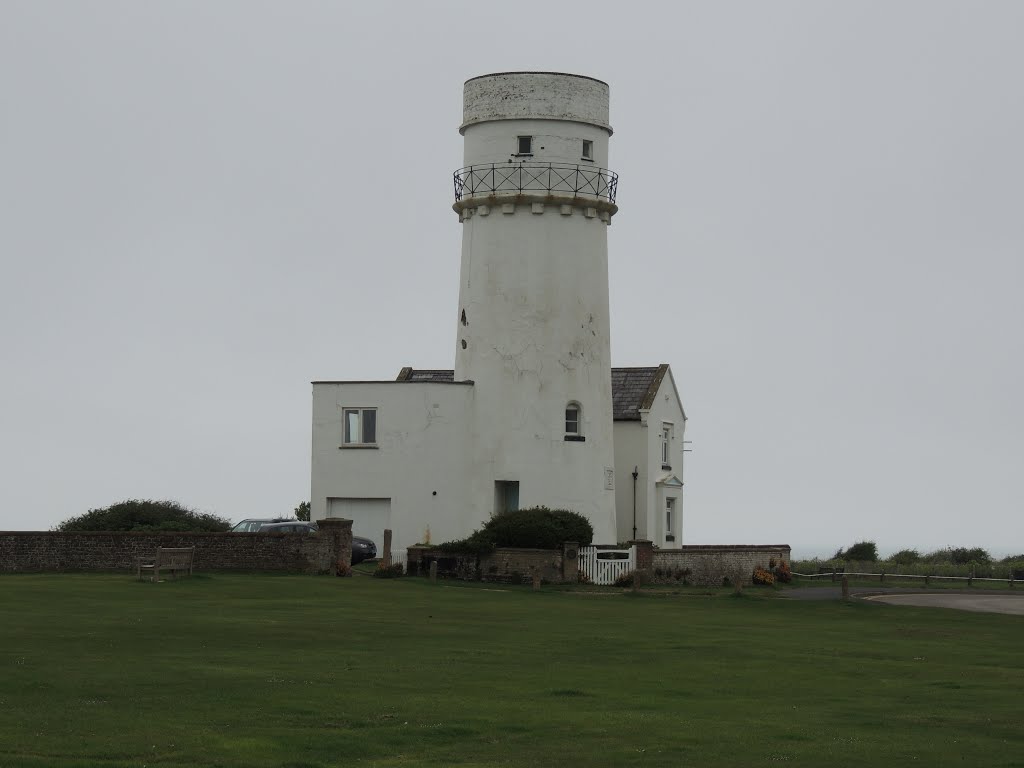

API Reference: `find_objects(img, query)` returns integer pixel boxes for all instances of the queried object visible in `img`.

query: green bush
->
[890,549,921,565]
[614,570,636,588]
[372,562,404,578]
[56,499,230,532]
[834,541,878,561]
[925,547,992,565]
[439,506,594,554]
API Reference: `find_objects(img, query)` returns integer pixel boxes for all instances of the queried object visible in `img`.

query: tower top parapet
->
[461,72,612,135]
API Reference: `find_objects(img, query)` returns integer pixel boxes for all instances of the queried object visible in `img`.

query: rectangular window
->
[565,406,579,434]
[495,481,519,515]
[517,135,533,155]
[581,139,593,160]
[666,498,676,541]
[343,408,377,445]
[661,424,672,468]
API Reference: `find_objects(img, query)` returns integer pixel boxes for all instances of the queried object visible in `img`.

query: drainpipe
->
[631,466,639,541]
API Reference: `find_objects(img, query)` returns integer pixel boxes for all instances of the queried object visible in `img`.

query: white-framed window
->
[581,139,593,160]
[517,135,533,155]
[565,402,584,441]
[565,403,580,434]
[665,497,676,542]
[343,408,377,445]
[661,423,672,468]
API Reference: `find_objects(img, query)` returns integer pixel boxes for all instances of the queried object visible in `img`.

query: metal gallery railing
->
[453,162,618,204]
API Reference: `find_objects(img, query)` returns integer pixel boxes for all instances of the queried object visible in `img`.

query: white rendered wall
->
[641,371,687,546]
[462,119,609,169]
[310,382,474,551]
[453,72,618,543]
[613,421,649,542]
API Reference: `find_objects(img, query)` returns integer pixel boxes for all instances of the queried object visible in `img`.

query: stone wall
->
[0,518,354,575]
[406,545,576,584]
[649,545,792,586]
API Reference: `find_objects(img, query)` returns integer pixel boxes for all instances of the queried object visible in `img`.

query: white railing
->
[389,550,408,570]
[579,545,635,585]
[793,571,1017,586]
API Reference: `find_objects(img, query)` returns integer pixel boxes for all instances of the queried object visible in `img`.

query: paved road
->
[785,587,1024,615]
[863,592,1024,615]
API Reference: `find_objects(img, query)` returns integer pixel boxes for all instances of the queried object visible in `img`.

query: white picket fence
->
[389,549,408,570]
[578,545,635,585]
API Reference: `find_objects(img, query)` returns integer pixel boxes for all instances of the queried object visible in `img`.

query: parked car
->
[351,536,377,565]
[249,521,376,564]
[257,521,318,534]
[230,517,290,532]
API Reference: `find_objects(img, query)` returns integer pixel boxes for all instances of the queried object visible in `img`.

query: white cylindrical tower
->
[452,72,619,543]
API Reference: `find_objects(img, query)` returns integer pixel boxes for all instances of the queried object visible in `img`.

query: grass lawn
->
[1,574,1022,767]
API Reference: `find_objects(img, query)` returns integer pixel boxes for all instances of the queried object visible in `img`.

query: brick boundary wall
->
[649,545,792,586]
[406,546,575,584]
[0,518,354,575]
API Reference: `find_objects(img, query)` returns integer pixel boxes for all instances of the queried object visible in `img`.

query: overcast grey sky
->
[1,1,1021,558]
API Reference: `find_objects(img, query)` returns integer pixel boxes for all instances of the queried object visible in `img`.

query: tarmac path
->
[862,592,1024,615]
[784,586,1024,615]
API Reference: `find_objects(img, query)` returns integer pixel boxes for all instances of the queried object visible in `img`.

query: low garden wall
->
[0,518,354,575]
[406,545,576,584]
[649,544,792,586]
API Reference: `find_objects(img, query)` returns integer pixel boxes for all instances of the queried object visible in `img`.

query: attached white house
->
[310,72,687,552]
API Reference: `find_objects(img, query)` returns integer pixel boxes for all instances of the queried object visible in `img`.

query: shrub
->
[56,499,230,532]
[890,548,921,565]
[372,562,404,578]
[951,547,991,565]
[834,541,878,561]
[439,506,594,553]
[752,567,775,586]
[774,560,792,583]
[614,570,636,588]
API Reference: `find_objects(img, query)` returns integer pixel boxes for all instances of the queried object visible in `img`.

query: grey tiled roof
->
[398,365,668,420]
[611,365,667,420]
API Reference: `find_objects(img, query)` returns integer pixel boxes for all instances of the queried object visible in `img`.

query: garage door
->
[327,497,392,554]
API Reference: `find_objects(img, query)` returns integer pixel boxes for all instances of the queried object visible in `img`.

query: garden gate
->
[577,545,635,585]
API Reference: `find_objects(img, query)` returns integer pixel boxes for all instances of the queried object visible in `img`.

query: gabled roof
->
[397,365,673,421]
[610,365,668,421]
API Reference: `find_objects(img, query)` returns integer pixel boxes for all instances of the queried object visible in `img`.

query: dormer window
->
[581,140,593,161]
[517,136,533,156]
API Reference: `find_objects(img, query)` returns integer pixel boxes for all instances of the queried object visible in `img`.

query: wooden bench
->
[136,546,196,582]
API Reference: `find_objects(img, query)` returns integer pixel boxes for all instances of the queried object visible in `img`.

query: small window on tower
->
[517,136,533,156]
[564,402,585,441]
[581,140,593,160]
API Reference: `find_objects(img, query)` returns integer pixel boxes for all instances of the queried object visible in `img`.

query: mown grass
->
[1,573,1022,767]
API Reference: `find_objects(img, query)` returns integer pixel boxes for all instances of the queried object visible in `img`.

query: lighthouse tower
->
[452,72,619,543]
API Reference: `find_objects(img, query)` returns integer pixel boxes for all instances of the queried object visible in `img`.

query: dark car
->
[351,536,377,565]
[257,522,318,534]
[256,523,376,564]
[231,517,290,532]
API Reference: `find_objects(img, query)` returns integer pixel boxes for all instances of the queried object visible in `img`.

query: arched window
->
[565,402,584,441]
